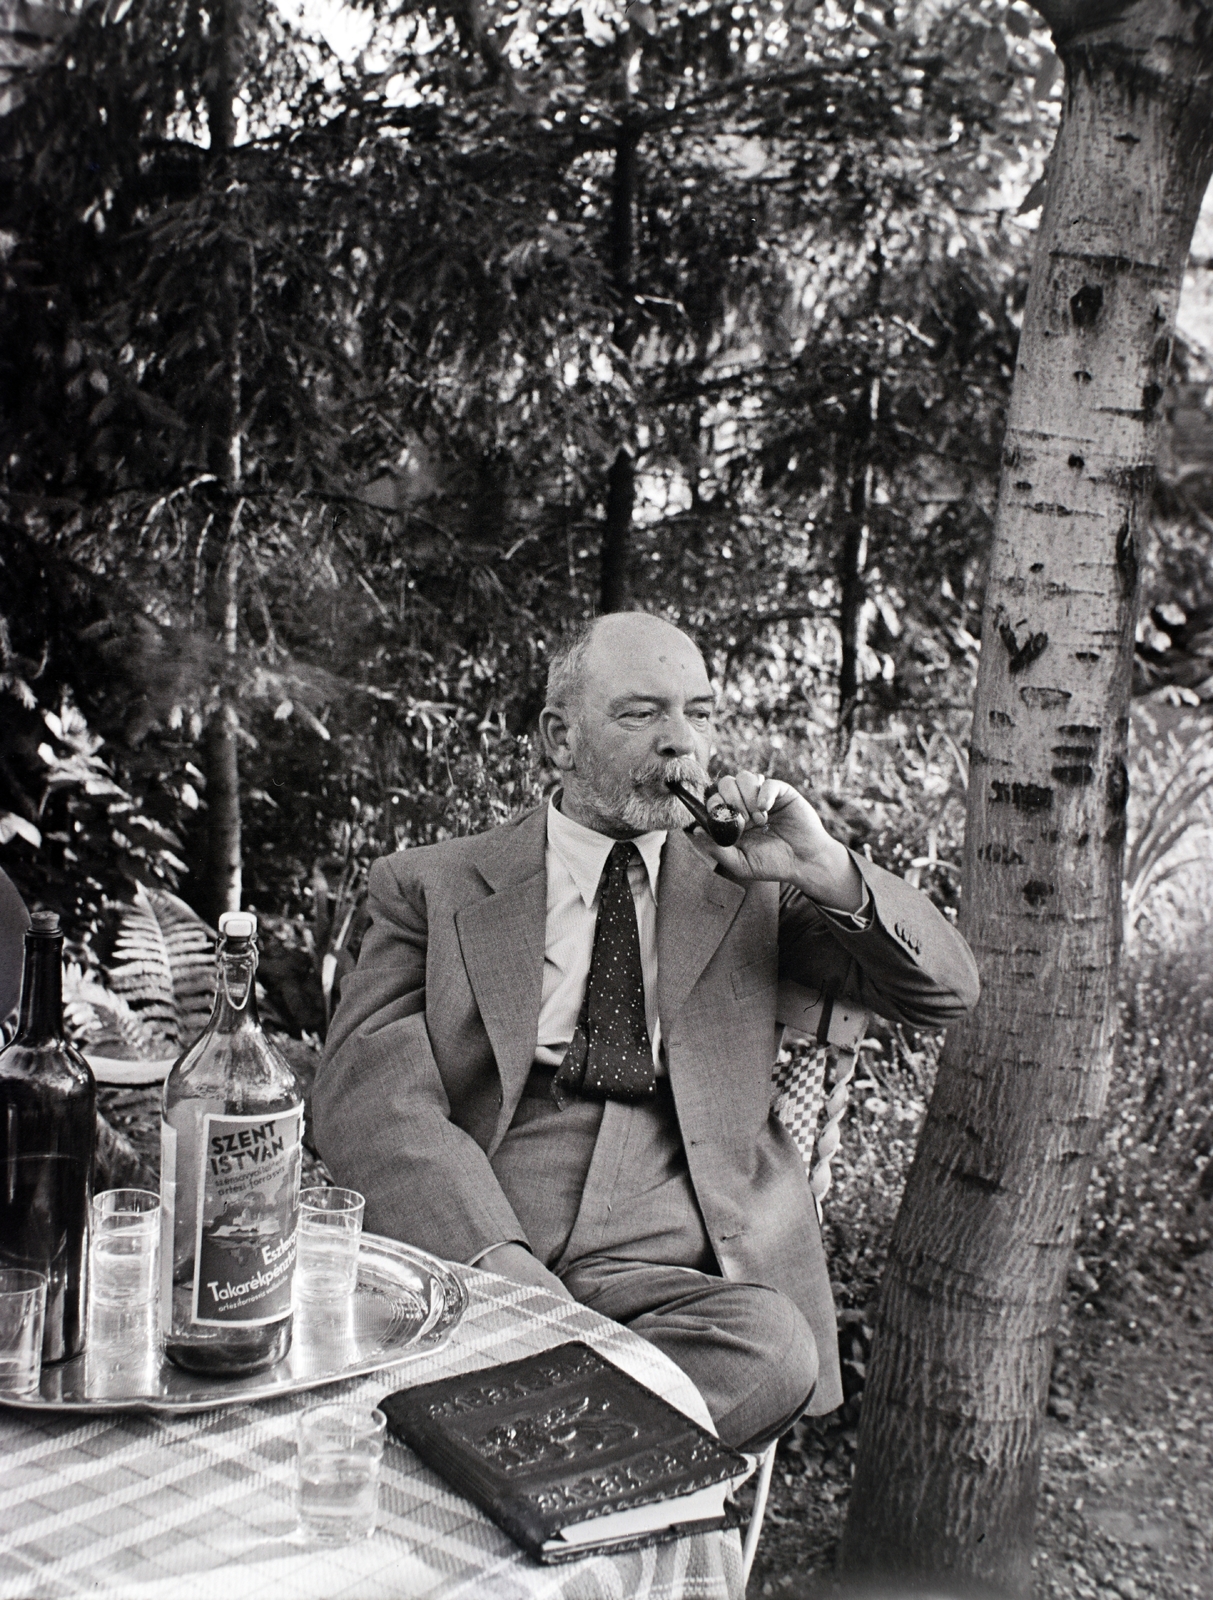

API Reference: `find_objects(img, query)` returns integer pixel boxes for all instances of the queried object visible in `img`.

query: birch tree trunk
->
[201,0,245,926]
[600,45,639,615]
[841,2,1213,1592]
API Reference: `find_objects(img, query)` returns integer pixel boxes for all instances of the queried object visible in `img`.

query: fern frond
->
[62,965,161,1060]
[107,885,216,1049]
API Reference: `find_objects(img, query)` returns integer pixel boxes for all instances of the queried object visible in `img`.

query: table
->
[0,1266,745,1600]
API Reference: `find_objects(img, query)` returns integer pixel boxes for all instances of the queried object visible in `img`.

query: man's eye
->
[689,710,712,723]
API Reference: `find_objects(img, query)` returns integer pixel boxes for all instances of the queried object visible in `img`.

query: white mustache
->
[633,757,711,790]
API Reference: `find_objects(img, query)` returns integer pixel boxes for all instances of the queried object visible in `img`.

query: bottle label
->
[190,1107,303,1327]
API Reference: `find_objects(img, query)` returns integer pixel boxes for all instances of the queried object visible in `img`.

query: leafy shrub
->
[1079,926,1213,1282]
[62,886,216,1059]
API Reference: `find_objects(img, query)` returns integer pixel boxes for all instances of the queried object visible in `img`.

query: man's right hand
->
[476,1242,573,1300]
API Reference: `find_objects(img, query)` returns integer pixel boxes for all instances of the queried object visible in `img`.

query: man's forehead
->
[581,620,711,697]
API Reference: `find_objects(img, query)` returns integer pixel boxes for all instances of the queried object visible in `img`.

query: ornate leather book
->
[380,1341,752,1563]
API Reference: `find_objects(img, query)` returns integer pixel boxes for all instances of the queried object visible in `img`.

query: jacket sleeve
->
[779,850,980,1028]
[311,857,529,1265]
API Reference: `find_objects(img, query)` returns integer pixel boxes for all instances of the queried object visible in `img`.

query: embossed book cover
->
[380,1341,753,1563]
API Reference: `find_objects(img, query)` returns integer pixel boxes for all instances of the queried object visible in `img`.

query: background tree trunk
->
[841,2,1213,1593]
[836,377,879,738]
[600,64,638,615]
[201,0,245,926]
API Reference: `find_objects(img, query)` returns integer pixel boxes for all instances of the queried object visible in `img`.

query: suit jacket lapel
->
[657,829,745,1024]
[455,807,548,1112]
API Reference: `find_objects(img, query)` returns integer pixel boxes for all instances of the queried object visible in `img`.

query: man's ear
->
[538,706,576,771]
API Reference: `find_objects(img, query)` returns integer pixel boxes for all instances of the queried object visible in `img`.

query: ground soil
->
[744,1249,1213,1599]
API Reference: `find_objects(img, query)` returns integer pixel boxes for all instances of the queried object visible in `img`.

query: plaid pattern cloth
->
[0,1268,743,1600]
[770,1043,829,1170]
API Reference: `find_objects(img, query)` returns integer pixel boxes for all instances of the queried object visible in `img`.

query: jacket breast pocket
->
[731,957,777,1002]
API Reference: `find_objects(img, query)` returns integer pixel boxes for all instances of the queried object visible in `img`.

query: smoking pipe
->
[665,778,746,847]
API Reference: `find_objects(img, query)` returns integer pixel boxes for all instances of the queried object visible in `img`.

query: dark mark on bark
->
[1069,284,1104,327]
[979,842,1025,864]
[953,1169,1004,1195]
[1106,757,1129,814]
[991,781,1054,812]
[1068,454,1085,470]
[1014,480,1033,492]
[1021,686,1072,707]
[1030,503,1073,516]
[1076,832,1090,847]
[1003,444,1021,468]
[1030,562,1044,573]
[1074,370,1093,384]
[1052,764,1095,785]
[989,709,1014,726]
[1023,880,1055,907]
[1059,724,1100,740]
[1116,521,1139,599]
[1000,623,1049,674]
[1053,745,1097,758]
[1112,131,1140,144]
[1074,651,1100,663]
[1141,382,1163,421]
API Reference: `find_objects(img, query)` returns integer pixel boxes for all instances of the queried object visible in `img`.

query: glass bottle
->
[0,911,96,1364]
[160,912,303,1376]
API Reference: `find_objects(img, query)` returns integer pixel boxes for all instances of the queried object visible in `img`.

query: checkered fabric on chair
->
[741,981,869,1590]
[773,981,869,1214]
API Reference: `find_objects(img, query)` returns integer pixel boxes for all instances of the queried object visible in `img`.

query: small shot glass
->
[295,1187,365,1305]
[89,1189,160,1309]
[0,1267,47,1399]
[296,1402,386,1543]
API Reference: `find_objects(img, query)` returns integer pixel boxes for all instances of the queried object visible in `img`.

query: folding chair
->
[740,981,869,1590]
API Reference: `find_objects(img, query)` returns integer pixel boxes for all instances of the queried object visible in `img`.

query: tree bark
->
[841,3,1213,1594]
[836,378,878,736]
[203,530,242,925]
[201,0,245,926]
[835,479,867,735]
[600,446,635,614]
[600,62,638,614]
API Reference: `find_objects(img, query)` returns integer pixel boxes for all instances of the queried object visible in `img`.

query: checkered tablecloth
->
[0,1266,744,1600]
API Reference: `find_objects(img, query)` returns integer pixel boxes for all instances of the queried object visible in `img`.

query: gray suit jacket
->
[313,805,980,1413]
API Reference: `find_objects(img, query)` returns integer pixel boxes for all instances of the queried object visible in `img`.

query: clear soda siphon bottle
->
[0,911,96,1364]
[160,911,303,1376]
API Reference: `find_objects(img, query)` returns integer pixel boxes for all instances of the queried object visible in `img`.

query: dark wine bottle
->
[0,911,97,1363]
[160,912,303,1376]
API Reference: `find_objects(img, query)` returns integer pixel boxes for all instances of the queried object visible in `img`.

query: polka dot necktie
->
[554,842,657,1104]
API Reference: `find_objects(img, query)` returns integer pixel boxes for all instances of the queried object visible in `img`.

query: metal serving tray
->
[1,1234,467,1416]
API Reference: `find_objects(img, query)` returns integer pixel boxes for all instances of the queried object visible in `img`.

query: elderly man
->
[313,613,979,1450]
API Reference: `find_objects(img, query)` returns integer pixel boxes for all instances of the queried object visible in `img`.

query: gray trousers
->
[490,1074,818,1451]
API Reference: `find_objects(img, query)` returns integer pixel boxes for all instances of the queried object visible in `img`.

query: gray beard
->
[576,754,711,835]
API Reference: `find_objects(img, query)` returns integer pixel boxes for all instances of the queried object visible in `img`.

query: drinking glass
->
[89,1189,160,1308]
[0,1267,47,1398]
[296,1403,386,1543]
[296,1187,365,1304]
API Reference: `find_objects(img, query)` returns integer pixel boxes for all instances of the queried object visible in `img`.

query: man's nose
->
[655,712,697,756]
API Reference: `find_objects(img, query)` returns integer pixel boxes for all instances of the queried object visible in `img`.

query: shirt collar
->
[546,794,666,908]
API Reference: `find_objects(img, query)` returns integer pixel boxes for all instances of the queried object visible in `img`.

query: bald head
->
[546,614,708,716]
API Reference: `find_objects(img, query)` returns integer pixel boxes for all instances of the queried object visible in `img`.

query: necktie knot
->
[604,841,639,890]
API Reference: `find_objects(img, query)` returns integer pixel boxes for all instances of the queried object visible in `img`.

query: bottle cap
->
[29,911,61,935]
[218,912,258,940]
